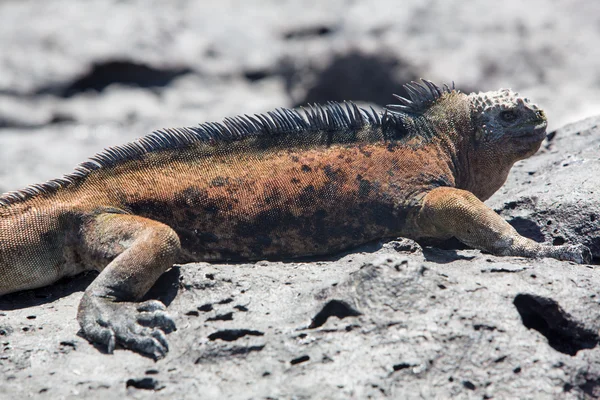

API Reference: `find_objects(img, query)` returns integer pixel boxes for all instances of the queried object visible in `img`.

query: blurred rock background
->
[2,1,600,399]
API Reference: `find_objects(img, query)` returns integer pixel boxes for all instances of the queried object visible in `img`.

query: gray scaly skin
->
[0,80,591,359]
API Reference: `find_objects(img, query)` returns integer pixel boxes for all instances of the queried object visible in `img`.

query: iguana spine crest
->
[386,80,455,114]
[0,80,453,207]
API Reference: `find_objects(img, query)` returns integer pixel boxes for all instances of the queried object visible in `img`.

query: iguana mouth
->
[533,121,548,137]
[515,120,547,141]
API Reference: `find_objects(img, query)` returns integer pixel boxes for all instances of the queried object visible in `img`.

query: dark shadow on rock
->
[0,271,97,311]
[589,236,600,263]
[270,240,387,264]
[513,293,599,356]
[308,299,361,329]
[422,247,476,264]
[243,69,272,82]
[208,329,264,342]
[0,266,179,312]
[419,237,469,251]
[126,377,165,391]
[36,60,192,97]
[195,344,265,363]
[566,372,600,399]
[143,266,181,307]
[506,217,545,243]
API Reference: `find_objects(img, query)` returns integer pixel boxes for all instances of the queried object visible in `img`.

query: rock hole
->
[244,69,270,82]
[392,363,412,371]
[578,375,600,398]
[563,383,574,393]
[513,294,599,355]
[194,345,264,363]
[507,217,545,243]
[197,303,213,312]
[462,381,476,390]
[473,324,496,331]
[227,345,265,356]
[553,237,566,246]
[290,355,310,365]
[308,299,361,329]
[126,377,164,390]
[49,113,75,124]
[206,312,233,322]
[283,25,335,40]
[207,329,264,342]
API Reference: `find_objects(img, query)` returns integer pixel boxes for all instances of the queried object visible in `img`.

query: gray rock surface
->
[1,1,600,399]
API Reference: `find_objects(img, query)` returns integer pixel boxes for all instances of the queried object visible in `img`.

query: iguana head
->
[385,80,548,200]
[385,81,547,159]
[468,89,547,160]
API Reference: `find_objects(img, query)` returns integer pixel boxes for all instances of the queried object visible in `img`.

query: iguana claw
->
[558,244,593,264]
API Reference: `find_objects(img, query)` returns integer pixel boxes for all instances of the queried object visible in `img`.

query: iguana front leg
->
[77,212,181,359]
[417,187,591,263]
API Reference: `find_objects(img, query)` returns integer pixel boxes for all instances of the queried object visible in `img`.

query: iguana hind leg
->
[417,187,591,263]
[77,212,181,359]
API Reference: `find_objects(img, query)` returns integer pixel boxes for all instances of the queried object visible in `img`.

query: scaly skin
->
[0,81,590,359]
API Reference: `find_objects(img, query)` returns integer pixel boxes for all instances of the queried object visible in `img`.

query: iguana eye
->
[500,110,518,122]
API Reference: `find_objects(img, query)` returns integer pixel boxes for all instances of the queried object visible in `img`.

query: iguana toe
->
[574,244,592,264]
[136,301,176,333]
[556,244,592,264]
[120,325,169,360]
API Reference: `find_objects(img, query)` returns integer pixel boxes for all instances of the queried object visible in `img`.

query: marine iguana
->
[0,80,590,359]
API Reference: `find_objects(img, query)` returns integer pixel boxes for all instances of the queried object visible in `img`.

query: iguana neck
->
[458,146,516,201]
[394,93,512,201]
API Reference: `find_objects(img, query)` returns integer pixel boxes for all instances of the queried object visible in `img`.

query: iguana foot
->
[78,297,176,360]
[551,243,593,264]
